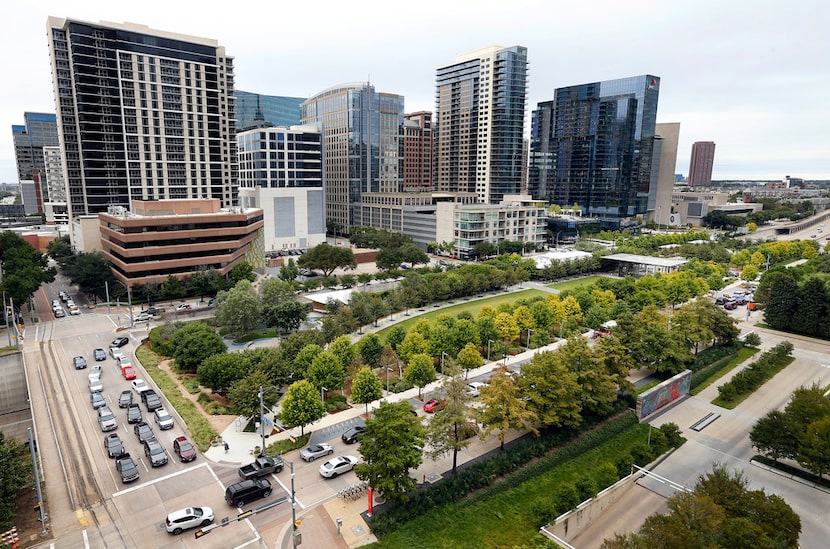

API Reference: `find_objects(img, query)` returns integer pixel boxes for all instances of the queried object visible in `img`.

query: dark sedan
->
[104,433,125,458]
[111,337,129,348]
[341,425,366,444]
[134,421,154,443]
[126,404,142,424]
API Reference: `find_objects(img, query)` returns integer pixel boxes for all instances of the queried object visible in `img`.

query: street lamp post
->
[487,339,494,361]
[321,386,327,404]
[289,459,299,547]
[503,353,509,365]
[440,352,447,375]
[526,328,533,351]
[107,280,134,328]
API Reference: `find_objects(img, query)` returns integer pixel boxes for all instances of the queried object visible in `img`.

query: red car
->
[423,399,445,413]
[173,436,197,462]
[723,301,738,310]
[121,366,136,380]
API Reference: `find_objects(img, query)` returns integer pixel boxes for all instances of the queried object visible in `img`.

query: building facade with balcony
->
[99,199,263,287]
[435,195,546,259]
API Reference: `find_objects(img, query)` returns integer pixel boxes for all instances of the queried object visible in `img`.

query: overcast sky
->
[2,0,828,185]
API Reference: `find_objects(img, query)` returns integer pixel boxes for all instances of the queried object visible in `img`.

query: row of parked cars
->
[52,291,80,317]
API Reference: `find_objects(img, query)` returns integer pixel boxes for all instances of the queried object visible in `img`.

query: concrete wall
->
[543,473,639,545]
[0,351,32,442]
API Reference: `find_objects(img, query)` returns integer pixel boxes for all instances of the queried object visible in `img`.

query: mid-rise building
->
[652,122,681,226]
[47,17,238,221]
[688,141,716,186]
[42,146,68,224]
[435,195,546,259]
[403,112,433,193]
[434,46,529,204]
[530,75,661,228]
[99,199,263,287]
[237,125,326,252]
[235,90,305,132]
[301,82,404,230]
[11,112,60,186]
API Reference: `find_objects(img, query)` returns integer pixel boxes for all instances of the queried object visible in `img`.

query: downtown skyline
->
[1,0,828,185]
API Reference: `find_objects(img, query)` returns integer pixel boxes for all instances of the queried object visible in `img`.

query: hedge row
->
[690,346,759,395]
[714,342,794,408]
[368,401,635,537]
[135,345,219,451]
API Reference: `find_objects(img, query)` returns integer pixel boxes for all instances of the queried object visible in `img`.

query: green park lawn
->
[375,289,547,339]
[546,275,614,292]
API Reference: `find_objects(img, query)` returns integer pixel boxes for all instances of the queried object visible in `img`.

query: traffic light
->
[294,519,302,529]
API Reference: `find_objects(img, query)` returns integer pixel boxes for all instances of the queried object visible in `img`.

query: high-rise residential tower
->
[529,75,661,227]
[434,45,528,204]
[47,17,237,220]
[301,82,404,229]
[403,111,433,193]
[688,141,716,186]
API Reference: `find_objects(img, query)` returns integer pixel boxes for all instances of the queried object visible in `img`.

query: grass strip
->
[135,345,218,451]
[690,346,759,396]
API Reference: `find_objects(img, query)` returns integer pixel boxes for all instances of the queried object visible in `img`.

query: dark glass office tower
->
[530,75,660,227]
[235,90,305,132]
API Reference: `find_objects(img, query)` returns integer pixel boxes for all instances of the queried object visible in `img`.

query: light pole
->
[503,353,508,365]
[258,385,279,457]
[289,459,299,547]
[526,328,533,351]
[321,386,327,404]
[107,280,134,328]
[487,339,494,362]
[441,352,448,375]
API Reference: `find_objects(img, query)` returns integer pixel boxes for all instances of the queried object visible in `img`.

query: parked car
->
[126,404,142,424]
[134,421,154,443]
[115,453,140,483]
[69,306,81,316]
[97,406,118,432]
[121,366,136,380]
[90,391,106,409]
[176,303,192,311]
[173,436,197,462]
[118,390,133,408]
[111,337,129,348]
[54,308,66,318]
[165,507,214,535]
[224,479,271,507]
[93,348,107,361]
[88,377,103,393]
[319,455,359,478]
[154,408,174,430]
[300,443,334,462]
[117,356,132,368]
[143,307,164,316]
[73,356,87,370]
[103,433,125,458]
[465,382,487,398]
[423,399,445,413]
[724,301,738,310]
[131,379,150,394]
[143,437,168,467]
[341,426,366,444]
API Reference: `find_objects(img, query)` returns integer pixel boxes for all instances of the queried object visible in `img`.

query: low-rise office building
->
[99,198,263,287]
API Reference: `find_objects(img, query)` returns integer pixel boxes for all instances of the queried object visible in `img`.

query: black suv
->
[224,479,271,507]
[126,404,142,424]
[116,453,140,483]
[141,389,163,412]
[143,437,169,467]
[134,421,154,443]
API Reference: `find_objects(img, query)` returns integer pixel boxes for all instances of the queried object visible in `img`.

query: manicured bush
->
[266,433,310,457]
[690,346,758,395]
[714,342,794,408]
[659,422,685,448]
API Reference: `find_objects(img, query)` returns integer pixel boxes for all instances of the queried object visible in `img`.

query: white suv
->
[165,507,214,535]
[154,408,174,430]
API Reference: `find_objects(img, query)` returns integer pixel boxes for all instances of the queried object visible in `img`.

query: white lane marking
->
[112,461,208,497]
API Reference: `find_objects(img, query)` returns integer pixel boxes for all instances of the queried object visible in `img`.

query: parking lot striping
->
[111,461,209,497]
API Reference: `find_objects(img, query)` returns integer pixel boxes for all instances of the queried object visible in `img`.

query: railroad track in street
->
[35,322,128,546]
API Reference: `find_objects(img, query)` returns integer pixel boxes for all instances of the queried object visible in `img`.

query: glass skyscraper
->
[11,112,59,186]
[301,82,404,230]
[235,90,305,132]
[434,45,528,205]
[529,75,660,227]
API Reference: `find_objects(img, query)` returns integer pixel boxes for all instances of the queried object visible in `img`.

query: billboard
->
[636,370,691,421]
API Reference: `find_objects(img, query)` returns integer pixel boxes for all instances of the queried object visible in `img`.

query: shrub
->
[553,485,580,514]
[742,332,761,347]
[183,378,200,394]
[574,476,597,501]
[594,463,620,489]
[205,402,231,415]
[659,422,685,448]
[197,393,212,405]
[531,498,557,527]
[266,433,310,457]
[630,443,654,466]
[615,453,633,478]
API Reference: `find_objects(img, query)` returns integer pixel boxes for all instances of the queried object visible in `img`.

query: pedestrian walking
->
[224,441,230,454]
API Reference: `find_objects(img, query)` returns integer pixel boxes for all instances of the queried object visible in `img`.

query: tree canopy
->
[170,321,226,374]
[0,231,57,306]
[297,243,356,277]
[279,380,325,436]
